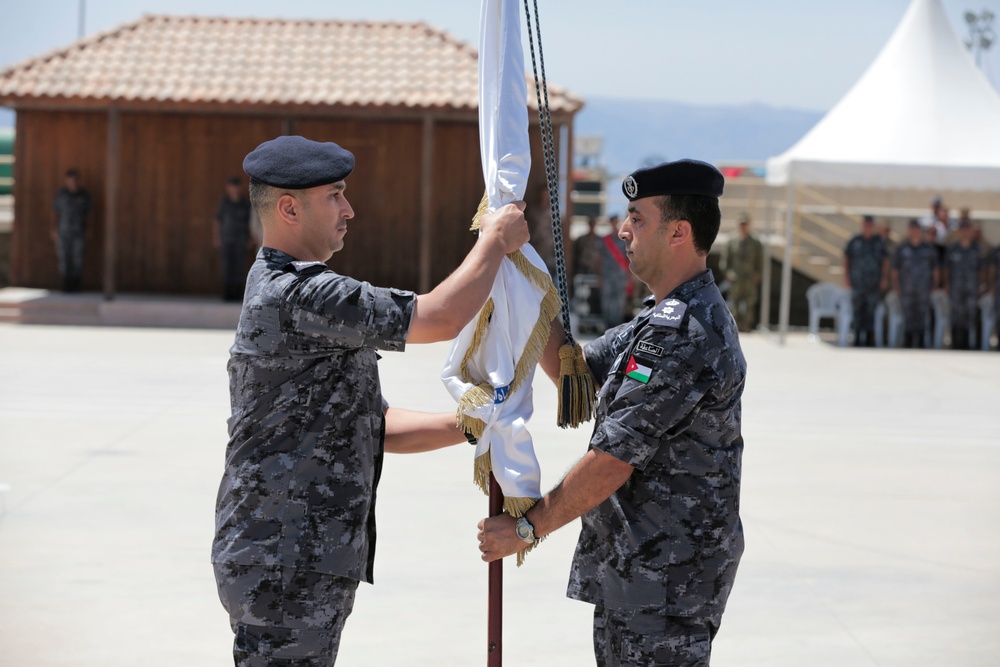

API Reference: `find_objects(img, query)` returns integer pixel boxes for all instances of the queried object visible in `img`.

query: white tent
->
[767,0,1000,191]
[764,0,1000,340]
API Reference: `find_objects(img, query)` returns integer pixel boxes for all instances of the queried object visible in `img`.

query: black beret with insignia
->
[243,135,355,189]
[621,159,724,201]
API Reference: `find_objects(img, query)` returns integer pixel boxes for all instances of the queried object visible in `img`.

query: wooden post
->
[419,115,434,295]
[778,185,796,344]
[102,106,120,301]
[487,472,503,666]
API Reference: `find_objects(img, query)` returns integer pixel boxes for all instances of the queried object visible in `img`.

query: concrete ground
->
[0,318,998,666]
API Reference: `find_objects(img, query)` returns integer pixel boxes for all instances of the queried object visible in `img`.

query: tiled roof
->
[0,15,583,114]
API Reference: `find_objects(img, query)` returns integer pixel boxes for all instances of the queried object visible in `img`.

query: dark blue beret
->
[622,159,724,201]
[243,135,355,189]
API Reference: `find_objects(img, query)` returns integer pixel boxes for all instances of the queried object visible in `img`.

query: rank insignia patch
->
[650,298,686,328]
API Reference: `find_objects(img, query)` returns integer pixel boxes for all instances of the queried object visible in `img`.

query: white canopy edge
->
[767,0,1000,191]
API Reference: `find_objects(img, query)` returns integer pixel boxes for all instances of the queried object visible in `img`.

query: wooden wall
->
[12,111,108,291]
[11,108,566,296]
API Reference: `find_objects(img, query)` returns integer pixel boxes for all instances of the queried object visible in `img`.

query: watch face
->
[516,522,531,540]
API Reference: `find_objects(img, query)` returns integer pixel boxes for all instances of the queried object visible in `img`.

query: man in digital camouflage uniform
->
[50,168,91,292]
[600,214,633,327]
[212,135,529,666]
[213,175,255,302]
[991,245,1000,350]
[942,219,983,350]
[479,159,745,667]
[843,215,889,347]
[893,219,940,349]
[721,211,763,332]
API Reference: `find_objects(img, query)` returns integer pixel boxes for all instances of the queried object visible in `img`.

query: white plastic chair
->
[806,282,852,346]
[931,290,949,349]
[979,293,995,351]
[876,291,904,348]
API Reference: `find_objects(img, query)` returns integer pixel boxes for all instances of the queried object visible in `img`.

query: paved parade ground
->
[1,318,998,666]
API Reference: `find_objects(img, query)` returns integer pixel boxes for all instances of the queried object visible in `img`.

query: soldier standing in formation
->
[843,215,889,347]
[213,175,255,302]
[599,214,633,327]
[943,219,983,350]
[573,215,604,320]
[479,159,745,667]
[893,219,940,348]
[721,211,763,332]
[212,136,529,666]
[50,168,91,292]
[992,245,1000,349]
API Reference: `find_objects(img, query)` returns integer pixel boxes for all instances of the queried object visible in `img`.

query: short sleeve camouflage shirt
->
[212,248,416,584]
[568,270,746,618]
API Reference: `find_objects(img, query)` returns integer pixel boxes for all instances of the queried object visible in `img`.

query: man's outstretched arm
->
[477,448,633,561]
[383,407,466,454]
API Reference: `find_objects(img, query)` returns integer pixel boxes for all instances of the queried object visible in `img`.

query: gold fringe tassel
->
[473,451,493,496]
[470,191,490,231]
[558,343,597,428]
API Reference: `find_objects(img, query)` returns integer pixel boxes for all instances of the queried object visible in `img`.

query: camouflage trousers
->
[900,291,931,335]
[220,238,249,302]
[214,562,358,667]
[593,604,719,667]
[850,286,880,342]
[949,288,978,329]
[727,279,758,332]
[54,226,86,291]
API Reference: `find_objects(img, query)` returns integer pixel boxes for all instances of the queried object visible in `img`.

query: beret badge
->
[623,176,639,199]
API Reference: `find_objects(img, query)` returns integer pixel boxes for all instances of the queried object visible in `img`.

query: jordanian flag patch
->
[625,355,652,383]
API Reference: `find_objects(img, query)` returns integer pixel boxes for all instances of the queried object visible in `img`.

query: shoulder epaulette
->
[649,298,687,329]
[287,261,328,276]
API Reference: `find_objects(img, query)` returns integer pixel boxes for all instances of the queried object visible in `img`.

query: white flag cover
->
[441,0,558,541]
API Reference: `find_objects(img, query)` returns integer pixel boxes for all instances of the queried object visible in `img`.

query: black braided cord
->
[522,0,575,345]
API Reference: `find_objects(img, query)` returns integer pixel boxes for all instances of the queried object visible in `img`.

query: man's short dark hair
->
[248,177,278,216]
[65,168,80,179]
[227,176,241,186]
[654,194,721,256]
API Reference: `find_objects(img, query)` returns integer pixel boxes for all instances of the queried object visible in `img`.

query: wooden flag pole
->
[488,471,503,666]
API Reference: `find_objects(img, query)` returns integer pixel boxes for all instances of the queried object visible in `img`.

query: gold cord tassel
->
[558,342,596,428]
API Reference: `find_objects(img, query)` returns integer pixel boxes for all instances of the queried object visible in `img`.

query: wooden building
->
[0,15,582,297]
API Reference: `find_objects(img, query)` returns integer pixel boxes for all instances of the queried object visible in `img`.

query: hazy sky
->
[2,0,998,111]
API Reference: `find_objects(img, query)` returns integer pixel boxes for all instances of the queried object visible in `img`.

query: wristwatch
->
[514,516,538,545]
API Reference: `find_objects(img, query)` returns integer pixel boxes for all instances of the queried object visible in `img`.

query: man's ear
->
[276,193,299,226]
[671,219,692,247]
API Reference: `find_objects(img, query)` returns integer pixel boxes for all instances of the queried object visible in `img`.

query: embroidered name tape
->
[636,340,664,357]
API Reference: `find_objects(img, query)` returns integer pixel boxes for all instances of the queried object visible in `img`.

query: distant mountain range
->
[573,96,823,176]
[0,97,823,170]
